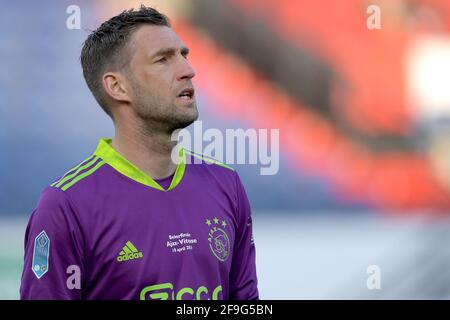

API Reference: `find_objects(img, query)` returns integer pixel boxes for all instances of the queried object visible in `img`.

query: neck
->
[111,119,178,180]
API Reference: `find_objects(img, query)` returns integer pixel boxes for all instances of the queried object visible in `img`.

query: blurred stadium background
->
[1,0,450,299]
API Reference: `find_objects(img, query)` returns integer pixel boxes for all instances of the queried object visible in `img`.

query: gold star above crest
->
[213,217,219,224]
[222,220,227,227]
[205,219,211,226]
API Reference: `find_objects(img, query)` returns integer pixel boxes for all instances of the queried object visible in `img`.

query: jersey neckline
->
[93,138,186,192]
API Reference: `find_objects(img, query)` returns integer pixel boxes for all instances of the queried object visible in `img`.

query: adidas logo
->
[117,241,144,262]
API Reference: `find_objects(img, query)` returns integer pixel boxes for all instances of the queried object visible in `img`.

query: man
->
[20,6,258,300]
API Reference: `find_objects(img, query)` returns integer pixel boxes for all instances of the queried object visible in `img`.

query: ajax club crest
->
[205,217,230,262]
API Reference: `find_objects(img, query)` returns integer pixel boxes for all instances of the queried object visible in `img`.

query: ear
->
[102,72,132,104]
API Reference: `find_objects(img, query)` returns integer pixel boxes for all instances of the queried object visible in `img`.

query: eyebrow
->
[151,46,190,60]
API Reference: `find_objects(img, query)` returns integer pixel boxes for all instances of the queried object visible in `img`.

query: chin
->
[182,104,199,122]
[171,112,198,131]
[179,115,198,129]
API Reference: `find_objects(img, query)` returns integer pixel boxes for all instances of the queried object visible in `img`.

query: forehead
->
[130,25,186,57]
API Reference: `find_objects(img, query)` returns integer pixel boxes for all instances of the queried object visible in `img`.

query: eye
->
[181,51,189,59]
[156,57,167,63]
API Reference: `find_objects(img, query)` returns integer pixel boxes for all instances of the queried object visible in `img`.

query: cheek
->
[140,65,173,88]
[131,64,176,102]
[142,76,173,100]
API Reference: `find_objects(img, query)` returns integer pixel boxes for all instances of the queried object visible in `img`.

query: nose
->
[176,58,196,81]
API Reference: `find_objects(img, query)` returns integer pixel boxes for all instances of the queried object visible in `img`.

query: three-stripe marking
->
[51,155,105,191]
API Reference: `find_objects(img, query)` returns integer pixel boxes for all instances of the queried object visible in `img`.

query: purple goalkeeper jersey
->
[20,138,258,300]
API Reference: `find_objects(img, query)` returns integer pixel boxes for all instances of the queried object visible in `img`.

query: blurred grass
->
[0,217,26,300]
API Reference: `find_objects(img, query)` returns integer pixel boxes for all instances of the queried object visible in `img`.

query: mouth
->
[177,87,195,101]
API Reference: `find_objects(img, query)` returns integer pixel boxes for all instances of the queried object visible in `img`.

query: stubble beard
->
[132,83,199,137]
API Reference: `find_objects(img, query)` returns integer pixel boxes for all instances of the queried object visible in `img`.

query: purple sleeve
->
[20,187,85,300]
[229,173,259,300]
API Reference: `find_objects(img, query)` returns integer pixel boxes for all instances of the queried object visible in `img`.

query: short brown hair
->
[80,5,170,117]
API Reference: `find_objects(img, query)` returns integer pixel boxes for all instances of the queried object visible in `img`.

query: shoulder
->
[184,149,238,183]
[31,154,107,225]
[184,149,242,197]
[184,149,235,172]
[32,154,108,220]
[48,154,107,193]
